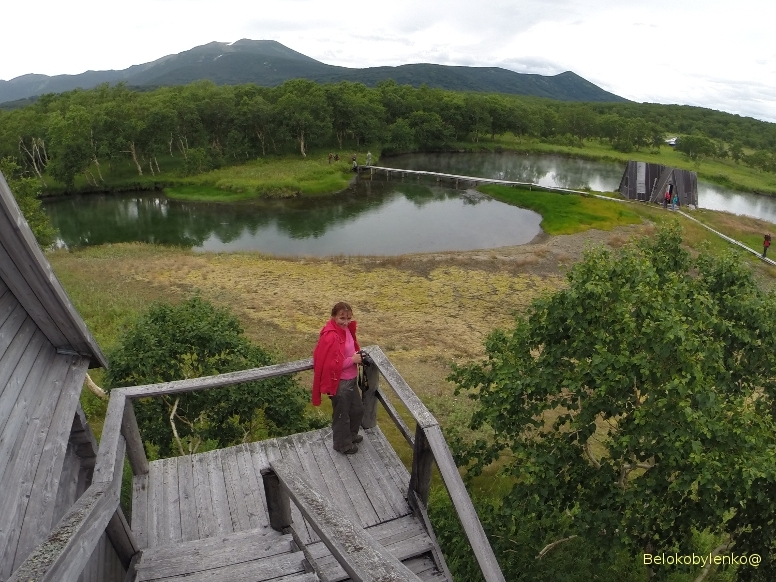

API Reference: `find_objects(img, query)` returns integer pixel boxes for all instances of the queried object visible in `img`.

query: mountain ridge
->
[0,39,627,104]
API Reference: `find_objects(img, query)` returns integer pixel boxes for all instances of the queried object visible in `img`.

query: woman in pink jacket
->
[312,302,364,454]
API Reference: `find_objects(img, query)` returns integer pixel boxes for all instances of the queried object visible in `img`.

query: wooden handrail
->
[91,348,505,582]
[8,437,126,582]
[265,459,424,582]
[364,346,506,582]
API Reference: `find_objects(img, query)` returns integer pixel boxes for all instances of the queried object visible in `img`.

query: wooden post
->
[408,424,434,506]
[360,363,381,429]
[122,399,148,476]
[262,471,292,531]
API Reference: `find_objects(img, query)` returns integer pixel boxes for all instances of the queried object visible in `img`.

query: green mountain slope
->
[0,39,626,104]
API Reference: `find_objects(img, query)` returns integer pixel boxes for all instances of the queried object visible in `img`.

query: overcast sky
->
[3,0,775,123]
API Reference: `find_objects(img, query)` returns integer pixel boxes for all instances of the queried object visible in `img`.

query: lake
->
[43,152,776,255]
[43,181,543,255]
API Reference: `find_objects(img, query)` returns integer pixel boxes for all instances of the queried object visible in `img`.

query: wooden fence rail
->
[11,348,505,582]
[265,458,424,582]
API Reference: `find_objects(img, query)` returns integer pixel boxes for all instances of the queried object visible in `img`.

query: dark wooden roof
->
[0,173,106,368]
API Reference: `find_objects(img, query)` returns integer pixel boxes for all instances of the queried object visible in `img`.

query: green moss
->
[479,184,642,235]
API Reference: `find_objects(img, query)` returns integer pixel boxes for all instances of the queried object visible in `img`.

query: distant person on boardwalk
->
[312,302,364,454]
[352,154,358,172]
[366,151,372,166]
[664,189,671,209]
[763,234,771,258]
[672,192,679,211]
[334,153,340,162]
[328,152,333,164]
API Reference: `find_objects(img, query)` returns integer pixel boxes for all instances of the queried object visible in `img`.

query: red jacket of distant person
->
[312,319,360,406]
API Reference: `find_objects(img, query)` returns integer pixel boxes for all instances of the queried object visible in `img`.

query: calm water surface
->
[385,152,776,223]
[44,153,776,255]
[44,181,542,255]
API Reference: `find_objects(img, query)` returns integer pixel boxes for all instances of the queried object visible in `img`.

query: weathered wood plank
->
[105,508,140,570]
[266,437,312,543]
[409,425,434,507]
[270,458,423,582]
[53,443,82,526]
[408,491,453,582]
[365,347,437,429]
[205,450,233,535]
[360,362,381,429]
[192,453,217,539]
[0,237,69,349]
[131,474,149,549]
[0,174,107,366]
[93,392,127,484]
[277,436,318,543]
[13,355,90,571]
[121,358,313,399]
[423,425,505,582]
[344,431,401,523]
[7,438,124,582]
[234,444,267,529]
[0,322,44,436]
[146,459,163,548]
[140,550,306,582]
[306,431,362,525]
[376,390,415,447]
[0,345,62,578]
[363,425,410,498]
[319,428,380,528]
[221,446,251,532]
[121,400,148,476]
[163,456,182,545]
[357,431,411,517]
[176,455,198,542]
[135,528,293,580]
[0,299,25,364]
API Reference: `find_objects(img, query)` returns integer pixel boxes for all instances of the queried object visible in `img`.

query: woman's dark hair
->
[331,302,353,317]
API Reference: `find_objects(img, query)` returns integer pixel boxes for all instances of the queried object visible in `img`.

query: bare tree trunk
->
[92,156,105,183]
[255,131,266,156]
[147,157,155,176]
[84,374,108,400]
[127,142,143,175]
[168,134,174,156]
[18,137,43,179]
[154,157,161,174]
[299,130,306,157]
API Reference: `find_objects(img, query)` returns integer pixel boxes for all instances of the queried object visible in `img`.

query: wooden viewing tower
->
[0,173,505,582]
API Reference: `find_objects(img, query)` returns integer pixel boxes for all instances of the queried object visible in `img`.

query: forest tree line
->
[1,78,775,189]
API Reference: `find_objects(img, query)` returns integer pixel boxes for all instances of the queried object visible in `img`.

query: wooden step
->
[132,526,313,581]
[305,515,446,582]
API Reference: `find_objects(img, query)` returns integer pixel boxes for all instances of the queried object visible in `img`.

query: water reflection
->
[43,180,542,255]
[383,152,776,224]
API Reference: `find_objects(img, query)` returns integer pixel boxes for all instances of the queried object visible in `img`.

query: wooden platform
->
[131,426,450,581]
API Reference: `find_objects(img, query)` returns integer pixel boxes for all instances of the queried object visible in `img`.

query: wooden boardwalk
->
[131,426,448,581]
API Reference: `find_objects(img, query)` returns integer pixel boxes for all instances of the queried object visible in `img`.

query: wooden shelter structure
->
[618,161,698,206]
[1,172,506,582]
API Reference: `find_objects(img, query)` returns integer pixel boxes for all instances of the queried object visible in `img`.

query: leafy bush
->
[106,296,320,457]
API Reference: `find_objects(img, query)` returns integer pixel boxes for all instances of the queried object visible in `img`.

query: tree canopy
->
[105,296,320,458]
[1,80,774,193]
[450,223,776,581]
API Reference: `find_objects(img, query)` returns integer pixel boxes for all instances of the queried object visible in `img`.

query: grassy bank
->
[478,184,642,235]
[166,155,357,201]
[445,135,776,196]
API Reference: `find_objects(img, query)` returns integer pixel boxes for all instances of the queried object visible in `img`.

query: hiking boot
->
[342,445,359,455]
[352,434,363,444]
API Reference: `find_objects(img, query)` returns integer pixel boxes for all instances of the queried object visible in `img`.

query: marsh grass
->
[479,185,642,235]
[167,155,355,200]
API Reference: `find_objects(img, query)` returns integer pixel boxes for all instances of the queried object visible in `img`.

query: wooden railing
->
[11,347,505,582]
[264,458,424,582]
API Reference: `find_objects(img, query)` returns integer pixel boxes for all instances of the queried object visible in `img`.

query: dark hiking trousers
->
[330,377,364,452]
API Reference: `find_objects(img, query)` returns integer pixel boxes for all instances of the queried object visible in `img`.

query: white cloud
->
[1,0,774,122]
